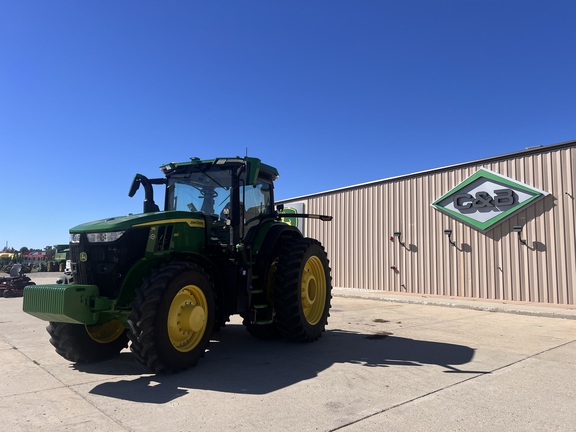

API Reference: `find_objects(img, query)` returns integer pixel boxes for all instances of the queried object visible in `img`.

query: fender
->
[248,222,302,276]
[115,252,221,308]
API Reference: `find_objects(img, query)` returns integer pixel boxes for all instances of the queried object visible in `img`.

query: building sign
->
[432,168,549,232]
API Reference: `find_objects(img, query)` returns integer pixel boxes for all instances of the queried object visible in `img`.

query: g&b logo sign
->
[432,169,548,232]
[453,189,516,210]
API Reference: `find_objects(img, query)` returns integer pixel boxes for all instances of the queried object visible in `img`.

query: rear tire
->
[128,262,215,374]
[47,320,128,363]
[273,238,332,342]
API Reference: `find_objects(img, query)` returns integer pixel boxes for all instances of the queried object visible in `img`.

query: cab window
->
[243,182,272,222]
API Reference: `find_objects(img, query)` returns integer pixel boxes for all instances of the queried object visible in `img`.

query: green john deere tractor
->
[23,157,332,373]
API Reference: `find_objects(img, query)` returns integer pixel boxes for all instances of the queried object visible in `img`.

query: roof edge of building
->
[278,138,576,203]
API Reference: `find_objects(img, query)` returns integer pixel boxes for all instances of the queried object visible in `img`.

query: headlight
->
[70,233,81,243]
[86,231,125,243]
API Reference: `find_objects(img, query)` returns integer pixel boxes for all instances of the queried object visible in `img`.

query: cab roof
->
[159,156,279,184]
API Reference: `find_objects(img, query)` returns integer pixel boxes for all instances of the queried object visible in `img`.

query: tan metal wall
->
[282,144,576,305]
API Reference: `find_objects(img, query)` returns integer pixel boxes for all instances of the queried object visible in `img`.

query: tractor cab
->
[129,157,278,248]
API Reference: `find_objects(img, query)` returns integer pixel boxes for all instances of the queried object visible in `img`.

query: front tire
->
[273,238,332,342]
[128,262,215,374]
[47,320,128,363]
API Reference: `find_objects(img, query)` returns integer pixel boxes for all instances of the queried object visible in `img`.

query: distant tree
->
[20,247,29,255]
[44,245,54,259]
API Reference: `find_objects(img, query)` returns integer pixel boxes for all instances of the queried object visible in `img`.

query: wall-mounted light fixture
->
[444,229,456,246]
[513,225,527,246]
[393,231,406,247]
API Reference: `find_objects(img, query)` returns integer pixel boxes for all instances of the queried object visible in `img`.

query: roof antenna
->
[245,147,248,157]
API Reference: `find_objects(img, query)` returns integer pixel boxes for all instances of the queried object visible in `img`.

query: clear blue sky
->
[1,1,575,250]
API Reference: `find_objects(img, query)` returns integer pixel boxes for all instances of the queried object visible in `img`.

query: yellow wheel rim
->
[301,256,327,325]
[86,319,125,344]
[167,284,208,352]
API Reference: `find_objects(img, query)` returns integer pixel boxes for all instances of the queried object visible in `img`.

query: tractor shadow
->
[84,324,482,404]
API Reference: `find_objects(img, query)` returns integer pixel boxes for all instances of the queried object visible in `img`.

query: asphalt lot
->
[1,272,575,431]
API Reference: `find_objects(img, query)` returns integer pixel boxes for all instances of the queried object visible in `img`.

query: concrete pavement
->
[1,273,575,431]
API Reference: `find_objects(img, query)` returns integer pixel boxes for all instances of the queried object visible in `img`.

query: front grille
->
[70,228,149,298]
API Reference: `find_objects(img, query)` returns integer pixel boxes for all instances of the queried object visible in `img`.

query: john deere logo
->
[79,252,88,262]
[280,207,298,227]
[432,168,549,232]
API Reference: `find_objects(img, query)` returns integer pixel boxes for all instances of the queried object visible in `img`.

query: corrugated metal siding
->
[284,145,576,305]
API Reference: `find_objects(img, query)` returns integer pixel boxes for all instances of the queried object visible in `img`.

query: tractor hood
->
[69,211,205,234]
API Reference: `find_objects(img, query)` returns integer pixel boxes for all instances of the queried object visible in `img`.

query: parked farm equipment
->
[23,156,333,373]
[1,264,35,298]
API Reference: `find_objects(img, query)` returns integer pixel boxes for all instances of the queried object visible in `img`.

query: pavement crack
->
[330,338,576,431]
[329,371,488,431]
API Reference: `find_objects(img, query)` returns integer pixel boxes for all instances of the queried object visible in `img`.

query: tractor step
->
[250,304,273,325]
[255,319,273,325]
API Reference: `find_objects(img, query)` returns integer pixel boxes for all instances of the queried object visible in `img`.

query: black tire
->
[273,238,332,342]
[4,289,22,298]
[47,321,128,363]
[128,261,215,374]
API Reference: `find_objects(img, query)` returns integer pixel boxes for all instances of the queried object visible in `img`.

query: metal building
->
[279,140,576,306]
